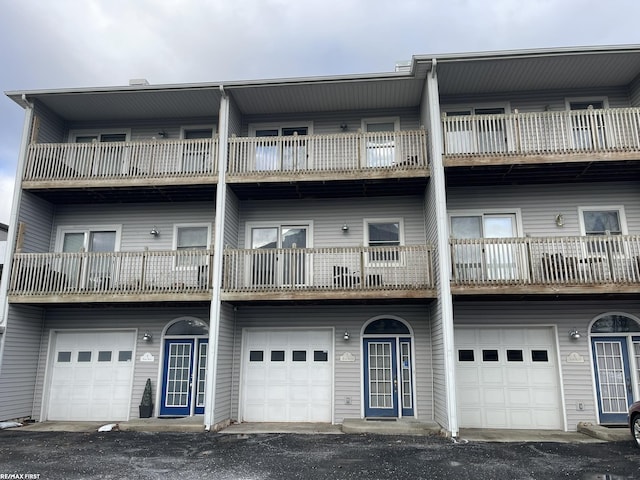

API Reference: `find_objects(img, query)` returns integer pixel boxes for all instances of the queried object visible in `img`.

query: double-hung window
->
[175,224,211,268]
[365,219,403,264]
[579,207,626,255]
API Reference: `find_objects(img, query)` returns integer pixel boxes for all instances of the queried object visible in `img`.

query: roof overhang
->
[420,45,640,97]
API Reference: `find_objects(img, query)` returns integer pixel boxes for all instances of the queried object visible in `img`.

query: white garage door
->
[242,329,333,422]
[48,331,135,421]
[455,327,563,429]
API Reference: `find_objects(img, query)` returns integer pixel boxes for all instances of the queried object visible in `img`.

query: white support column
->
[423,62,459,437]
[204,89,230,429]
[0,97,34,374]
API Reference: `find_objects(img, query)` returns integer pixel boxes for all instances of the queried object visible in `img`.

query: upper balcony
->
[450,235,640,296]
[441,108,640,185]
[23,137,219,190]
[221,244,435,302]
[227,129,429,183]
[8,249,214,303]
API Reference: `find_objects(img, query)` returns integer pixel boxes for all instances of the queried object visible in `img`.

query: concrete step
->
[341,418,441,435]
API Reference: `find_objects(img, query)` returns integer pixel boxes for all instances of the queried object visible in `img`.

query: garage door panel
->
[456,327,562,430]
[242,329,333,423]
[48,331,134,421]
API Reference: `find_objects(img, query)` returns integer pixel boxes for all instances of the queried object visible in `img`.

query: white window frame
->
[565,96,610,111]
[578,206,627,236]
[360,116,401,133]
[180,125,216,139]
[248,122,314,137]
[68,128,131,143]
[441,102,512,116]
[447,209,523,238]
[173,223,212,250]
[244,221,314,249]
[55,225,122,252]
[364,218,404,267]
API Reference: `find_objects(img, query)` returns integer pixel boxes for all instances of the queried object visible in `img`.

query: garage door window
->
[532,350,549,362]
[57,352,71,362]
[78,351,92,362]
[507,350,523,362]
[458,350,474,361]
[118,351,132,362]
[482,350,499,361]
[271,351,285,362]
[314,351,328,362]
[249,351,264,362]
[98,351,112,362]
[292,351,306,362]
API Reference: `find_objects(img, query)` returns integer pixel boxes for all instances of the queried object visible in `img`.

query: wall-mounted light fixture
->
[158,130,168,138]
[343,330,350,341]
[555,213,565,227]
[150,226,160,237]
[342,223,349,232]
[142,332,153,342]
[340,123,348,132]
[569,329,581,340]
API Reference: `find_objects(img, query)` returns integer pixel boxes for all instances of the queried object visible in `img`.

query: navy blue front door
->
[363,338,414,418]
[592,337,633,424]
[160,338,208,416]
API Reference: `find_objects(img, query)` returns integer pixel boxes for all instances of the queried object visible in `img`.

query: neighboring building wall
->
[32,305,210,421]
[0,305,44,421]
[228,304,432,424]
[453,299,640,431]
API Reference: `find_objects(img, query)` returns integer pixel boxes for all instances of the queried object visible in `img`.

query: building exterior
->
[1,45,640,436]
[0,223,7,280]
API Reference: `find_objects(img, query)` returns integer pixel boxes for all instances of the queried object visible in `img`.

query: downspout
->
[0,95,34,374]
[426,59,459,437]
[204,85,229,430]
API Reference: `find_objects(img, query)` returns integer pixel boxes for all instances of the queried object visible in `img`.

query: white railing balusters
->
[450,235,640,287]
[23,138,219,182]
[9,249,214,296]
[442,108,640,156]
[227,130,428,175]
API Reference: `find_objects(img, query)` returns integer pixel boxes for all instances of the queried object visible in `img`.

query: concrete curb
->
[577,422,630,442]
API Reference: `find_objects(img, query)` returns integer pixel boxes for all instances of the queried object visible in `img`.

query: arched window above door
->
[165,318,208,336]
[591,314,640,334]
[364,318,410,335]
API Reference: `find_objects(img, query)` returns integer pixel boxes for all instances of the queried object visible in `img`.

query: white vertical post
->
[204,89,230,430]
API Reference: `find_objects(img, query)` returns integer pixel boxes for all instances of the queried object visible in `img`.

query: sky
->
[1,0,639,225]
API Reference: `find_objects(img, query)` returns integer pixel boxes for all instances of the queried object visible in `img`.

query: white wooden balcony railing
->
[23,138,219,183]
[222,245,434,294]
[227,130,428,176]
[442,108,640,157]
[450,235,640,288]
[9,249,214,297]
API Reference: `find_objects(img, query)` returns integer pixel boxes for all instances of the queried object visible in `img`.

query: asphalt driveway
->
[0,430,639,480]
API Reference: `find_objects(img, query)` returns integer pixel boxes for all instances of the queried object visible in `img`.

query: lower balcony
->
[8,249,214,303]
[222,245,435,301]
[450,235,640,295]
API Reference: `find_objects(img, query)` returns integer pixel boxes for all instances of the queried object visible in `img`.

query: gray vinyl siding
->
[32,306,210,421]
[447,181,640,236]
[33,101,67,143]
[64,119,218,142]
[441,86,632,113]
[50,202,216,251]
[228,304,432,424]
[214,302,235,424]
[223,188,240,248]
[238,196,426,248]
[630,74,640,107]
[18,192,54,253]
[240,108,421,137]
[228,96,242,136]
[453,299,640,431]
[0,305,44,421]
[424,181,448,430]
